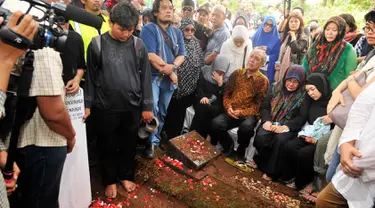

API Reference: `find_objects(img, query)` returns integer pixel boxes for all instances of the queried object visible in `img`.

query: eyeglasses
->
[264,23,273,28]
[184,28,195,33]
[182,7,193,12]
[363,26,375,33]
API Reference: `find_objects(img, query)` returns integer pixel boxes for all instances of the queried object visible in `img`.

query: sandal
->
[299,183,313,195]
[246,159,258,169]
[286,182,297,189]
[225,158,253,173]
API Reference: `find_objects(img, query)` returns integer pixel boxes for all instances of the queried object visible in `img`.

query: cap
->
[182,0,195,8]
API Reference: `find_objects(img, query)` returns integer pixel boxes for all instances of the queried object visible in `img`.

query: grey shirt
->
[204,24,230,58]
[85,32,153,112]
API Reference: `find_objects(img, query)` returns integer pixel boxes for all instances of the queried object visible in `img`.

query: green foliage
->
[349,0,372,10]
[304,0,369,28]
[145,0,370,29]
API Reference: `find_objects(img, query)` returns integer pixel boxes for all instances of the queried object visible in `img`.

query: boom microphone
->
[52,3,103,30]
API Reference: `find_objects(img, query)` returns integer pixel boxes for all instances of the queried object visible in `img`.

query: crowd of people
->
[1,0,375,207]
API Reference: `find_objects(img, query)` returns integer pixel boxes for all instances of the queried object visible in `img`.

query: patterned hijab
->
[173,18,204,99]
[306,16,347,75]
[271,65,306,123]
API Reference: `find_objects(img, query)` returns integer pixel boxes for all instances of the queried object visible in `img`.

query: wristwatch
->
[173,63,178,71]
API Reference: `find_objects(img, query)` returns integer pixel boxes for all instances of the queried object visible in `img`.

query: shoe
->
[145,144,156,159]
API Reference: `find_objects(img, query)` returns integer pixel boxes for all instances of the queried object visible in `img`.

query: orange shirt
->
[223,68,269,118]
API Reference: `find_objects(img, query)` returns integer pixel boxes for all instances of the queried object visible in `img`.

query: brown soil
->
[90,149,315,208]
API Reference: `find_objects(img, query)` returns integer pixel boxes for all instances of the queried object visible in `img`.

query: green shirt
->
[303,43,358,90]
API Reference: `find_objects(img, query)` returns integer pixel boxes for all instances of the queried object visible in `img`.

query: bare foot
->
[121,180,136,192]
[105,184,117,198]
[262,173,272,181]
[299,183,313,195]
[303,192,319,203]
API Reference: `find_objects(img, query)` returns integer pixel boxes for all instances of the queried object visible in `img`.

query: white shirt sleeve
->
[338,82,375,153]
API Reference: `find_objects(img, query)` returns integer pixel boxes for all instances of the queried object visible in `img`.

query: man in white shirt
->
[316,82,375,208]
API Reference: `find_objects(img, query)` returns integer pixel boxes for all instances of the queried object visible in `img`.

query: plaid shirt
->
[0,89,5,120]
[14,48,67,148]
[0,173,9,208]
[0,135,9,208]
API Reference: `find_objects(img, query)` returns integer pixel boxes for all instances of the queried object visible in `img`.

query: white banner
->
[59,88,92,208]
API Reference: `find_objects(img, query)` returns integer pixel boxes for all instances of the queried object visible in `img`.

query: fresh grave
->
[167,131,220,170]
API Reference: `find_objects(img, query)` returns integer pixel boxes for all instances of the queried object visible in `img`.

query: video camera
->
[0,0,103,52]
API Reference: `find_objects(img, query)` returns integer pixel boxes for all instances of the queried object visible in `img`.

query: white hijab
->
[220,25,253,81]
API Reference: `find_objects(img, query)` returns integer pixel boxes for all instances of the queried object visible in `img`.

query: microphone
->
[52,3,103,30]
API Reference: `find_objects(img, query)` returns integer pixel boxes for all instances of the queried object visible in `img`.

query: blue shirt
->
[141,23,185,90]
[204,24,230,58]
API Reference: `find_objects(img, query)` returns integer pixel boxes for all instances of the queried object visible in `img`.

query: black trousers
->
[163,93,195,140]
[93,108,140,185]
[211,113,257,159]
[190,102,223,138]
[253,126,296,179]
[282,138,316,189]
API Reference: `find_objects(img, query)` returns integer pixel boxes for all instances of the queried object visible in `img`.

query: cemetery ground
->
[89,133,315,208]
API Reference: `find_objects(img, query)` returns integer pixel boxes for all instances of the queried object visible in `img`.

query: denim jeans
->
[13,145,67,208]
[326,146,340,183]
[149,79,174,145]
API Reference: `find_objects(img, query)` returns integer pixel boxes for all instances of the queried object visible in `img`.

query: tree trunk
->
[299,0,305,7]
[323,0,328,7]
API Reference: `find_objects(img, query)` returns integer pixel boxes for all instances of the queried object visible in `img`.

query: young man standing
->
[140,0,185,158]
[84,2,153,198]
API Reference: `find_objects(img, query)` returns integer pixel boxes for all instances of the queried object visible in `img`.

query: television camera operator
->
[0,11,38,208]
[0,8,76,208]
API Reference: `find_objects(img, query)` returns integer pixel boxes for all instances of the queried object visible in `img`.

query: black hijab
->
[304,73,332,123]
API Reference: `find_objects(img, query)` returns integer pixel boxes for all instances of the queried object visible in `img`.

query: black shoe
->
[145,144,155,159]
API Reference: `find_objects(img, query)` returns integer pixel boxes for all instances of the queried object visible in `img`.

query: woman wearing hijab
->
[251,15,281,84]
[302,16,357,90]
[220,25,253,81]
[190,55,230,139]
[280,74,333,202]
[233,15,249,28]
[253,65,306,181]
[274,13,308,82]
[163,18,204,139]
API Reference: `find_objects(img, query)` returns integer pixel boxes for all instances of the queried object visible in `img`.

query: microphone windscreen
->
[65,4,103,30]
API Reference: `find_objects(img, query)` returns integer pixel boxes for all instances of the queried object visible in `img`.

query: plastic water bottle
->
[208,95,217,105]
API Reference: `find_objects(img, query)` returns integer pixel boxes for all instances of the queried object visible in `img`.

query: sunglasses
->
[264,23,273,28]
[184,27,195,33]
[182,7,193,12]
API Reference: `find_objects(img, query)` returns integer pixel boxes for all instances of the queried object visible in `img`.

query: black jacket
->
[85,33,153,112]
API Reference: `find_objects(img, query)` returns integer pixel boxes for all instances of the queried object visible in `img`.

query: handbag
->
[331,67,374,128]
